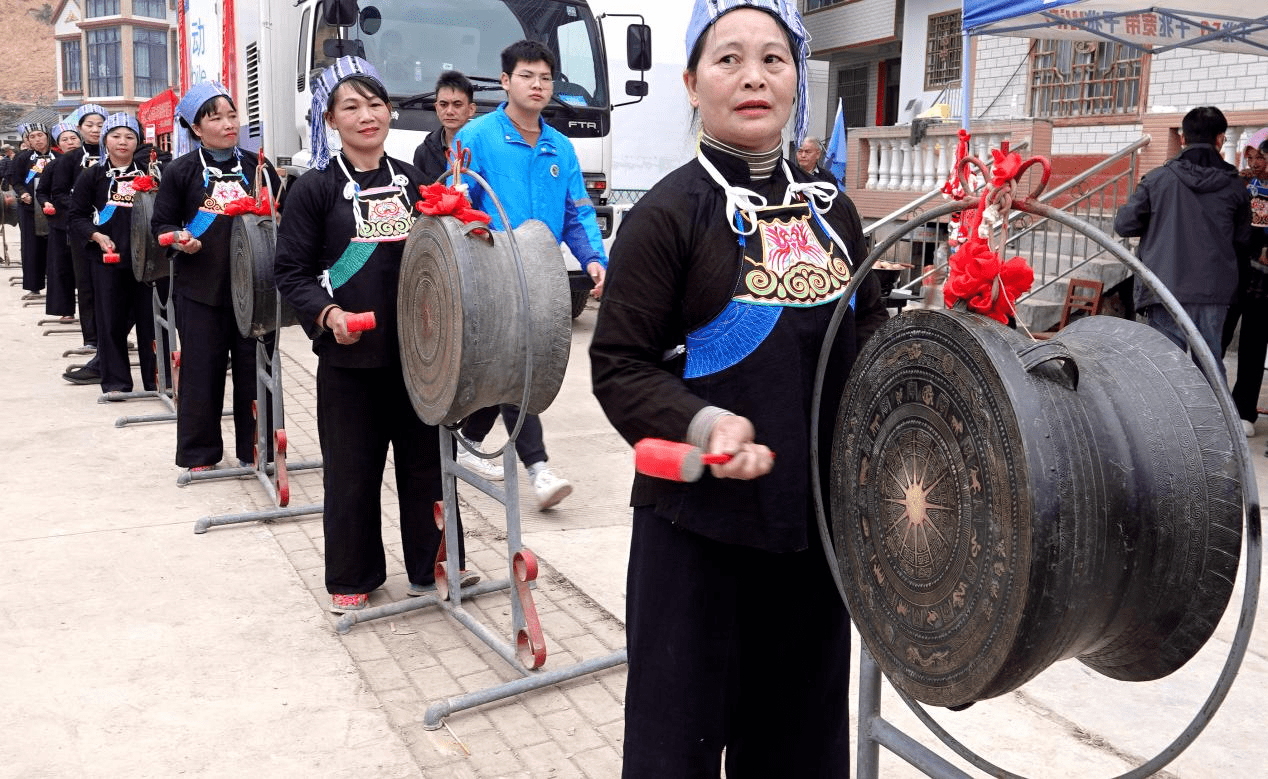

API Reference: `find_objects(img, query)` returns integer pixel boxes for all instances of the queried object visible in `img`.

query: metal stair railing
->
[1008,134,1151,301]
[886,135,1150,303]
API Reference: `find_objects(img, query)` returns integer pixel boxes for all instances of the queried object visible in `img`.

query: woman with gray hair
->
[591,0,886,774]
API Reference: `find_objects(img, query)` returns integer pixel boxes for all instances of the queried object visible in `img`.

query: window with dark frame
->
[62,39,83,93]
[804,0,846,11]
[87,27,123,97]
[1030,39,1143,119]
[133,0,167,19]
[85,0,120,18]
[924,10,962,91]
[134,27,169,98]
[838,65,870,130]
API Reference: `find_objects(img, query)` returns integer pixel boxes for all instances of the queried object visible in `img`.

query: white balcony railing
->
[863,130,1014,192]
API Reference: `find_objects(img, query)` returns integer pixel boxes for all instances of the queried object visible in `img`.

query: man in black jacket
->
[412,70,476,182]
[1115,106,1251,364]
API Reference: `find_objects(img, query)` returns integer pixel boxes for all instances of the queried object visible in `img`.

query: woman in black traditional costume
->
[274,57,470,614]
[590,1,888,775]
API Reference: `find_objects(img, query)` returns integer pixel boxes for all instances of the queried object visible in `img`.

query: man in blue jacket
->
[454,39,607,509]
[1115,105,1251,367]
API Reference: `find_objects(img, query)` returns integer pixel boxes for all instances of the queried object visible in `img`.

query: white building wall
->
[970,37,1030,122]
[1148,50,1268,113]
[801,0,898,51]
[897,0,959,121]
[1051,125,1143,155]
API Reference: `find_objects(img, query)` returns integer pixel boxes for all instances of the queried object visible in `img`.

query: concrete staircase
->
[1008,212,1135,333]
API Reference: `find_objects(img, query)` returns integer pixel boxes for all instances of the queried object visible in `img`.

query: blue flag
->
[825,98,848,190]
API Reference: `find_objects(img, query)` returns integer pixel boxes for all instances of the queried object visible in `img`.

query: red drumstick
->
[157,231,190,246]
[634,438,732,483]
[42,203,56,215]
[345,311,376,332]
[103,251,120,264]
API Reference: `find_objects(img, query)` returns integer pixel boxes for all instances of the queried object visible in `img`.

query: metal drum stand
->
[335,162,625,729]
[191,294,323,533]
[810,189,1261,777]
[191,175,322,532]
[111,260,180,424]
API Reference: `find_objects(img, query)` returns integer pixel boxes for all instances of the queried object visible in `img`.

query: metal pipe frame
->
[331,404,627,728]
[114,271,180,425]
[809,197,1261,779]
[189,303,324,530]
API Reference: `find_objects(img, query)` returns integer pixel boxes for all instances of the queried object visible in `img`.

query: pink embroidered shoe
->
[330,593,369,613]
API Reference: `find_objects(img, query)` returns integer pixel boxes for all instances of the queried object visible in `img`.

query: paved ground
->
[1,223,1265,778]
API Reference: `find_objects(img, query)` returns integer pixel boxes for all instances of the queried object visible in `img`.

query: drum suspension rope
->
[808,159,1260,778]
[335,145,626,729]
[192,141,323,531]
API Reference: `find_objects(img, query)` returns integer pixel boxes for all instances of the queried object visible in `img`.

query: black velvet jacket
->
[591,145,888,551]
[273,154,426,369]
[150,147,280,306]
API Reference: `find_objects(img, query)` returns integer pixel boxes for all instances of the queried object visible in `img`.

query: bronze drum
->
[230,213,296,337]
[397,215,571,426]
[830,308,1242,708]
[131,190,168,282]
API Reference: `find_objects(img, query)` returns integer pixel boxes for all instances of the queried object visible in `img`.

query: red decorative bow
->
[942,208,1033,324]
[223,187,273,217]
[415,182,492,225]
[989,148,1023,188]
[131,176,157,193]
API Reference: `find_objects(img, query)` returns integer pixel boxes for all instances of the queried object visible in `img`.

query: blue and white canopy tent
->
[959,1,1268,127]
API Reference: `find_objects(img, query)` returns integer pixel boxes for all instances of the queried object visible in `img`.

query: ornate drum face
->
[832,312,1032,707]
[830,309,1242,709]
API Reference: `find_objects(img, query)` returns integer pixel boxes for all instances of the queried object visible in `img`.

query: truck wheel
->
[571,289,590,318]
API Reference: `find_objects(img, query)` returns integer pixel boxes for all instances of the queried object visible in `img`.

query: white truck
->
[178,0,651,314]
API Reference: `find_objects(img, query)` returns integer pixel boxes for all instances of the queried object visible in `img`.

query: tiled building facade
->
[53,0,177,116]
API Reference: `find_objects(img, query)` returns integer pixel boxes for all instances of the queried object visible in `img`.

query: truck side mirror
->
[625,81,648,98]
[626,24,651,72]
[323,0,359,28]
[359,6,382,35]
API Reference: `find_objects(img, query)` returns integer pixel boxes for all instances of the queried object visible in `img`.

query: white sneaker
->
[532,467,573,510]
[1242,419,1255,438]
[457,446,504,481]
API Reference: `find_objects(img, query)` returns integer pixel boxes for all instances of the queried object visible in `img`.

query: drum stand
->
[192,294,322,532]
[333,427,627,728]
[39,315,78,336]
[110,273,180,422]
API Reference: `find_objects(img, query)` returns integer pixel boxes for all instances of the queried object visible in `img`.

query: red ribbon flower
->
[415,182,492,226]
[989,148,1023,188]
[131,175,157,193]
[222,187,273,217]
[942,209,1034,324]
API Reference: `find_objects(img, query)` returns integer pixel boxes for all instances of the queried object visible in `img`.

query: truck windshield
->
[317,0,609,109]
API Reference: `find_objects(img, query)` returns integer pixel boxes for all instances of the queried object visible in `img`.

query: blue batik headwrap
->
[52,122,79,146]
[685,0,812,144]
[102,112,140,140]
[18,122,50,139]
[309,56,385,171]
[174,81,233,157]
[71,103,108,126]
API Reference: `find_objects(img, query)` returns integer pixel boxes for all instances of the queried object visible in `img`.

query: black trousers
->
[90,258,156,394]
[44,226,75,315]
[316,362,464,594]
[18,205,46,293]
[622,508,851,778]
[462,404,548,467]
[173,294,263,467]
[69,238,97,346]
[1232,301,1268,423]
